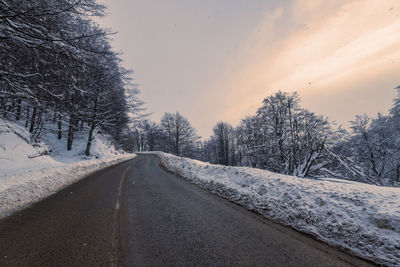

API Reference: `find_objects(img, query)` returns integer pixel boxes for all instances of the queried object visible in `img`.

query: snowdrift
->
[155,152,400,266]
[0,119,136,218]
[0,154,135,218]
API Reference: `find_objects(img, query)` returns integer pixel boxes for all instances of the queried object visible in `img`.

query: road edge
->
[154,155,379,267]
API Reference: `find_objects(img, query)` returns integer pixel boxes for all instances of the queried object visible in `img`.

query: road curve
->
[0,154,373,266]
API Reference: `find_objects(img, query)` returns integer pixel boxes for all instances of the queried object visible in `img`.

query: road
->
[0,154,373,266]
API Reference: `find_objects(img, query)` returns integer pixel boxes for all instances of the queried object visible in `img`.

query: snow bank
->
[0,118,136,218]
[0,119,62,177]
[155,152,400,266]
[0,154,135,218]
[0,118,125,178]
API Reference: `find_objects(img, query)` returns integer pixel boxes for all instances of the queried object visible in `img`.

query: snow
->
[154,152,400,266]
[0,120,61,177]
[0,118,130,177]
[0,119,136,218]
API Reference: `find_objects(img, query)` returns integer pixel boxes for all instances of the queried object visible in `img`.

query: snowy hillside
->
[0,119,136,218]
[0,119,125,177]
[155,152,400,266]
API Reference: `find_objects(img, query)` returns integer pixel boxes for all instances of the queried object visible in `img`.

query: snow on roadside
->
[0,154,136,218]
[0,118,125,177]
[155,152,400,266]
[0,119,61,177]
[0,118,136,218]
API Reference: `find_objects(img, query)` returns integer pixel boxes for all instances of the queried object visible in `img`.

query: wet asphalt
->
[0,154,373,266]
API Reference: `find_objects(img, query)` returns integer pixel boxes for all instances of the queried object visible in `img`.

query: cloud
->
[216,0,400,126]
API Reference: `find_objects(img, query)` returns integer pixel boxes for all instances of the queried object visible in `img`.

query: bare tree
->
[160,112,199,156]
[210,122,236,166]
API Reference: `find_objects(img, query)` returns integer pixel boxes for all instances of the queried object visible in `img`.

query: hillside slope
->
[0,119,135,218]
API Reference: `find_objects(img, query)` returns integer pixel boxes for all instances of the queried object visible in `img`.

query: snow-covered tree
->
[329,87,400,185]
[0,0,143,154]
[204,122,237,166]
[234,91,334,177]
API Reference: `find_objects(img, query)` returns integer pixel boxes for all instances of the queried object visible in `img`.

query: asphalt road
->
[0,154,373,266]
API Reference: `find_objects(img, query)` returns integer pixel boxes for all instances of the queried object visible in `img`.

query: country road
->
[0,154,373,266]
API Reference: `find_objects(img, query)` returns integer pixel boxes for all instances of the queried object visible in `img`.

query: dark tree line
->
[0,0,144,155]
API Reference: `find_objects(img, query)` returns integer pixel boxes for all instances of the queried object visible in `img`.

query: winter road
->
[0,154,373,266]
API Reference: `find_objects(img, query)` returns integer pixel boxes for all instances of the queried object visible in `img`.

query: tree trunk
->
[148,134,154,151]
[0,97,4,112]
[29,106,37,133]
[58,113,62,139]
[224,136,229,166]
[175,133,180,156]
[7,99,15,118]
[2,99,8,118]
[16,99,22,120]
[25,106,30,128]
[303,136,327,177]
[278,138,285,171]
[67,114,74,151]
[33,108,44,138]
[85,122,95,156]
[86,89,99,155]
[74,116,79,131]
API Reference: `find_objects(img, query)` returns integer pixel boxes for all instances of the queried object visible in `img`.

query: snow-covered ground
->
[0,118,126,177]
[0,119,136,218]
[155,152,400,266]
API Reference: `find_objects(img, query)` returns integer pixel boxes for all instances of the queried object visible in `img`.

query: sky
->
[99,0,400,138]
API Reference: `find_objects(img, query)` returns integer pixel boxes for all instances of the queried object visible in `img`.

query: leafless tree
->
[160,112,199,156]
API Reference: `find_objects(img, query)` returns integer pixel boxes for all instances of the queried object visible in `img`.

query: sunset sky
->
[100,0,400,137]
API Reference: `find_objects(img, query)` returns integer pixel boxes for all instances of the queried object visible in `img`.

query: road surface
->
[0,154,373,266]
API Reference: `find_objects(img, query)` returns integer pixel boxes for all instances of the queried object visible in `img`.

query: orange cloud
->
[215,0,400,126]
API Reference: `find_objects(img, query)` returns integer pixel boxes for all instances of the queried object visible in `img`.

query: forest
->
[0,0,144,156]
[131,90,400,187]
[1,0,399,187]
